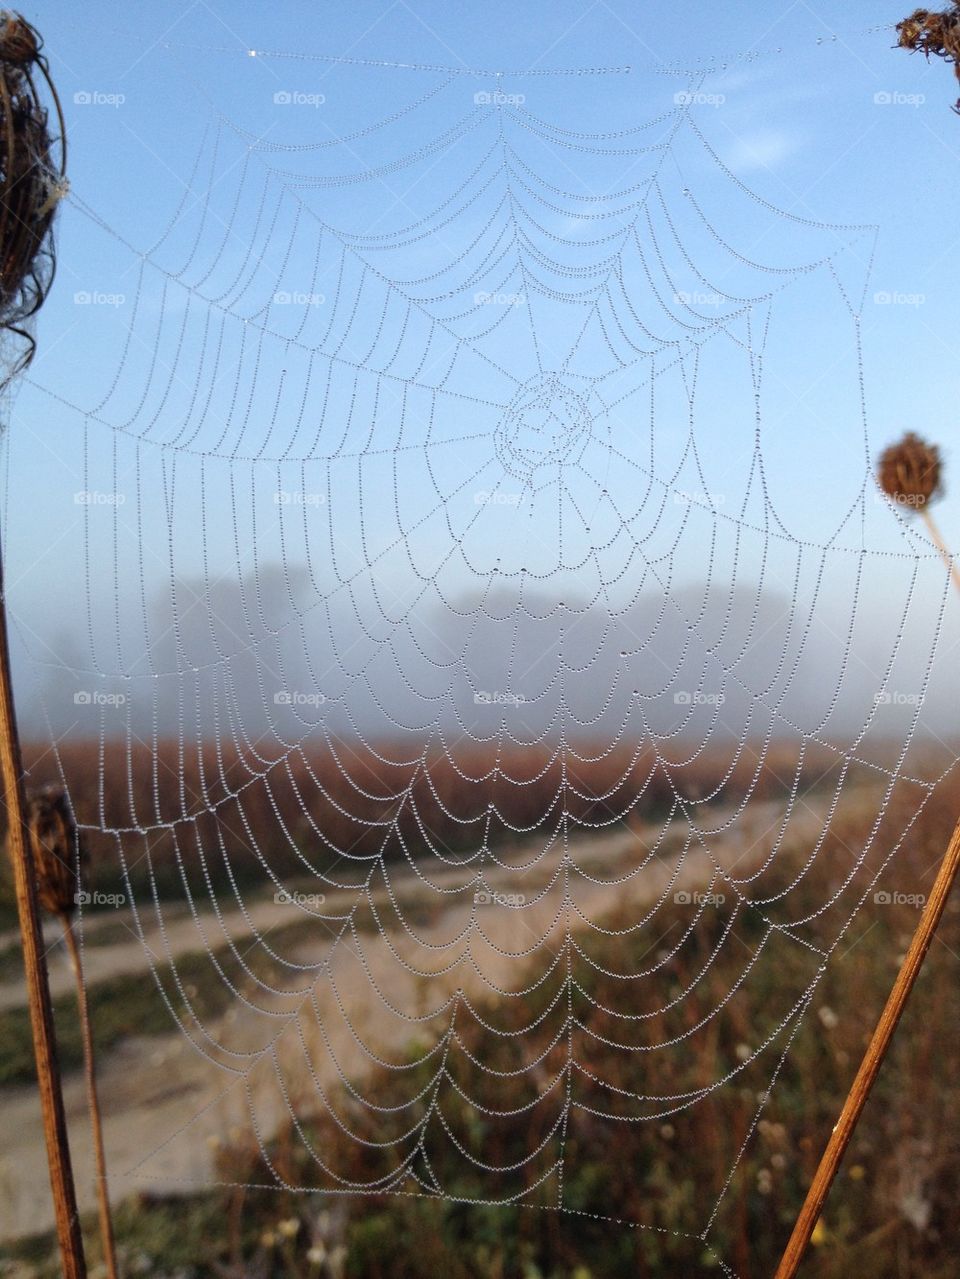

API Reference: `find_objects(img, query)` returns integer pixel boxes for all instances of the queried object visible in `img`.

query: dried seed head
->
[0,12,39,64]
[896,10,931,51]
[877,432,943,511]
[23,785,84,918]
[897,6,960,56]
[0,11,63,384]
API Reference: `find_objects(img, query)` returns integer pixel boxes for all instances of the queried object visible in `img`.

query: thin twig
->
[61,915,119,1279]
[775,816,960,1276]
[920,508,960,594]
[0,551,85,1275]
[777,508,960,1276]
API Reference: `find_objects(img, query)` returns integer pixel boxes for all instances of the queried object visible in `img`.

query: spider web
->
[9,50,959,1273]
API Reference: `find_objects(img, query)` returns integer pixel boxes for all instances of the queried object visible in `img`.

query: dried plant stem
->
[0,15,79,1264]
[775,815,960,1277]
[62,915,118,1279]
[920,507,960,594]
[778,512,960,1277]
[0,547,85,1276]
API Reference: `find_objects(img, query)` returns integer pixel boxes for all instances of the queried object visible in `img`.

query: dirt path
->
[0,794,846,1243]
[0,802,777,1014]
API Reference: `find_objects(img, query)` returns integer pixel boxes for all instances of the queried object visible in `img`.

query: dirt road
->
[0,793,849,1242]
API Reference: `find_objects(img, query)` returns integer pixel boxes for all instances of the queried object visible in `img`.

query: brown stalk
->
[0,608,84,1279]
[919,506,960,594]
[24,786,118,1279]
[777,436,960,1275]
[0,14,80,1267]
[61,914,119,1279]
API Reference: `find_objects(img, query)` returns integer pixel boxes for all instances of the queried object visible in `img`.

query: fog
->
[15,557,960,752]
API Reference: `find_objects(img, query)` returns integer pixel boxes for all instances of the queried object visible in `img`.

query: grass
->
[5,769,960,1276]
[0,882,445,1087]
[0,947,247,1088]
[0,737,849,931]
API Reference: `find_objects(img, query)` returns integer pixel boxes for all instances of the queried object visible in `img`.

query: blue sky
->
[6,0,960,739]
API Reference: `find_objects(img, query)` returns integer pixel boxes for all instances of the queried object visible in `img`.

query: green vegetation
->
[0,883,444,1086]
[4,780,959,1276]
[0,738,847,932]
[0,945,253,1087]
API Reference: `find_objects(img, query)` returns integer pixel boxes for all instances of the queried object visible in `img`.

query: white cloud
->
[724,129,801,173]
